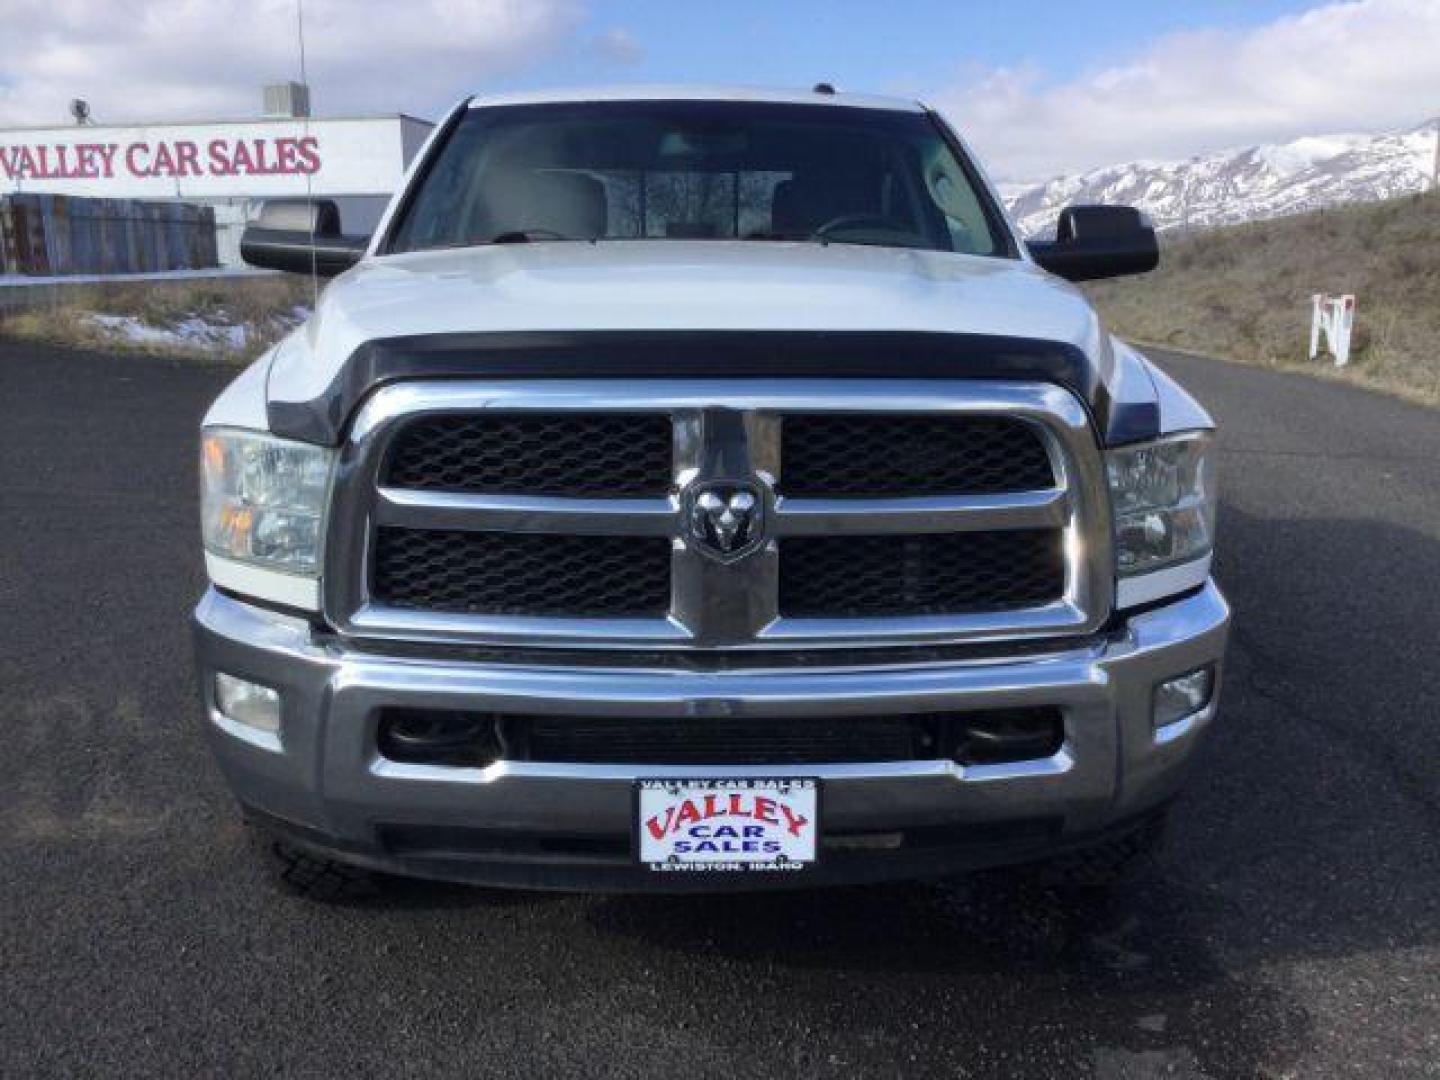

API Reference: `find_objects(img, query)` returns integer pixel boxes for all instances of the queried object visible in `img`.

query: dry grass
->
[1085,193,1440,407]
[6,198,1439,405]
[0,274,313,365]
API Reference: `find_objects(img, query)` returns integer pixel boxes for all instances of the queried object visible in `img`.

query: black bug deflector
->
[265,330,1161,448]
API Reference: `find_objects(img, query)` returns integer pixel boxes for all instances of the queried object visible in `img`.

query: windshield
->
[387,101,1010,257]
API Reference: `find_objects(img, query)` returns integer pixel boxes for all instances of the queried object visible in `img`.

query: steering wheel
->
[810,213,908,240]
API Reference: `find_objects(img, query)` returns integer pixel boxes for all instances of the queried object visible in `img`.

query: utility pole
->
[1432,117,1440,193]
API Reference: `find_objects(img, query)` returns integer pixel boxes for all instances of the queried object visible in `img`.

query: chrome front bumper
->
[193,582,1230,891]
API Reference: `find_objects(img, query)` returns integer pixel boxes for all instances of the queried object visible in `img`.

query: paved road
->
[1,339,1436,1079]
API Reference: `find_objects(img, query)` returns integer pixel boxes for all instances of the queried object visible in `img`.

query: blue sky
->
[533,1,1325,101]
[3,0,1437,182]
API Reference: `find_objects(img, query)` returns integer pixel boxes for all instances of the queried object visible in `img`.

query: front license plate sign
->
[637,778,818,873]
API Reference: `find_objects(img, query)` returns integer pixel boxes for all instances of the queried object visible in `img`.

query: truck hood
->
[265,241,1158,443]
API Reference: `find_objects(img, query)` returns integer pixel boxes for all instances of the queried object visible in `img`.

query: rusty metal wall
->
[0,195,218,276]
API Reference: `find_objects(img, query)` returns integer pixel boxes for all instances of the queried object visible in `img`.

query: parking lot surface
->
[1,339,1436,1077]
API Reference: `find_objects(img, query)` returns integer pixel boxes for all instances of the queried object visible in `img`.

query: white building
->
[0,93,432,266]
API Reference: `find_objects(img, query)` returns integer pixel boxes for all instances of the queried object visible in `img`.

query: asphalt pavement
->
[0,338,1436,1078]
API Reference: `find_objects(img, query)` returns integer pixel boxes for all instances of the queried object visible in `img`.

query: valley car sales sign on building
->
[0,116,432,199]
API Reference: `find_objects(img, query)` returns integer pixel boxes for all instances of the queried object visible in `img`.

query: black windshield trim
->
[378,96,472,256]
[925,110,1021,260]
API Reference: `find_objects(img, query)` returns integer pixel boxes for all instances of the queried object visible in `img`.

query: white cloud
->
[0,0,581,126]
[930,0,1440,182]
[591,27,643,67]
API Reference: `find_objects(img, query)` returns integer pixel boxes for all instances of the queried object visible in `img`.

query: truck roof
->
[466,84,926,113]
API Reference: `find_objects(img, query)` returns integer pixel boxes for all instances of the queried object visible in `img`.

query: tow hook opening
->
[378,710,505,768]
[953,710,1065,766]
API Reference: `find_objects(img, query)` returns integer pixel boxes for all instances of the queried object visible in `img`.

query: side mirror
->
[1026,205,1158,282]
[239,199,368,276]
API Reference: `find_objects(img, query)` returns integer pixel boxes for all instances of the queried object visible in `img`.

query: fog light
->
[215,673,282,733]
[1153,666,1215,729]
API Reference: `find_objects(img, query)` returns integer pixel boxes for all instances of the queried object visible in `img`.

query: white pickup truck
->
[194,85,1228,898]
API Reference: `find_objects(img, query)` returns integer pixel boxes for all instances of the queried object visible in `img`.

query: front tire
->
[1026,810,1168,891]
[255,832,378,902]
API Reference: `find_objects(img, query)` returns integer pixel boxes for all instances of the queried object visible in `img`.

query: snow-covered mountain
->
[1001,120,1438,238]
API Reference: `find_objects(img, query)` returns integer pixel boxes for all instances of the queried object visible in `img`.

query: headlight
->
[1106,431,1216,577]
[201,429,334,575]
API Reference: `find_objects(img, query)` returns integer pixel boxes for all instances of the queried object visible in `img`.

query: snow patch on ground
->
[0,267,275,288]
[84,307,309,354]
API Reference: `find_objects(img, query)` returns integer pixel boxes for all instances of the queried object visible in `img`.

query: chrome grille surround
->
[324,379,1113,651]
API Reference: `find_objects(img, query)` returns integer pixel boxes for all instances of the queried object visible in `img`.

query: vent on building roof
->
[263,81,311,119]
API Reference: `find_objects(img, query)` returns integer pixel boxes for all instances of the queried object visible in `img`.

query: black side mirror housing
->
[239,198,368,277]
[1026,205,1159,282]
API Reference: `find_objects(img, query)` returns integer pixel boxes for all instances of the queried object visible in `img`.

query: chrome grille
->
[325,380,1113,650]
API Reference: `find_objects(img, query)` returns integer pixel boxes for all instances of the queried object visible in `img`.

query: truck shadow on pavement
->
[577,505,1434,1074]
[575,864,1308,1075]
[330,506,1440,1075]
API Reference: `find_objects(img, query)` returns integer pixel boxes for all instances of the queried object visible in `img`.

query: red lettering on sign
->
[779,804,809,838]
[230,139,256,174]
[2,134,322,185]
[152,141,180,176]
[297,135,320,174]
[275,137,299,172]
[645,788,811,841]
[175,140,200,177]
[674,799,702,829]
[206,139,231,175]
[645,807,676,841]
[125,142,150,177]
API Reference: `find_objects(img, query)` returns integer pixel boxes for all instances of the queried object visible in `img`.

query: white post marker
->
[1310,293,1356,368]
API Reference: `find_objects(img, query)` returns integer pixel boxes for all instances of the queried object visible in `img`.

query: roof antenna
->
[295,0,318,309]
[813,82,836,95]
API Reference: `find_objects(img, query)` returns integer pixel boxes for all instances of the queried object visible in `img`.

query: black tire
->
[1026,810,1168,891]
[258,834,378,902]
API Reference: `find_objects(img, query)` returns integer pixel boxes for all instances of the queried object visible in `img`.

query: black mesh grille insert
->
[404,708,1061,766]
[372,708,1064,768]
[524,714,933,765]
[779,530,1064,617]
[780,414,1053,497]
[372,528,671,616]
[385,413,673,497]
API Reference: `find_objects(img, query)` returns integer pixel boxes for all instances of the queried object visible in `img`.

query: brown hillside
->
[1085,193,1440,405]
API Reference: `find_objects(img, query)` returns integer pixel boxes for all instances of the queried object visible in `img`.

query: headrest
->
[520,171,608,239]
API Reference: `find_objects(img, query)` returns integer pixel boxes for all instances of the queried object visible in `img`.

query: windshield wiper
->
[741,230,817,243]
[812,236,933,252]
[490,229,572,244]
